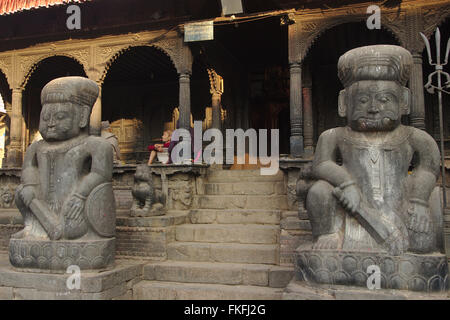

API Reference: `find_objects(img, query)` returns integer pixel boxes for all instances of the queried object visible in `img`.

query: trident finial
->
[420,28,450,94]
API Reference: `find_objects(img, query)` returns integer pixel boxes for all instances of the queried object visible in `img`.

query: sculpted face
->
[347,81,403,132]
[39,103,81,141]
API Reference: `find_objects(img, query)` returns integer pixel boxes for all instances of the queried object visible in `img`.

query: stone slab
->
[283,280,450,300]
[189,209,281,225]
[175,224,279,244]
[133,280,283,300]
[167,242,279,264]
[0,253,145,300]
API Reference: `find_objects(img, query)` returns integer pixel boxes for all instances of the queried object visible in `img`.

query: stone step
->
[194,195,289,210]
[175,224,279,244]
[204,182,286,195]
[133,280,283,300]
[189,209,281,225]
[206,169,284,183]
[144,261,293,288]
[167,242,279,264]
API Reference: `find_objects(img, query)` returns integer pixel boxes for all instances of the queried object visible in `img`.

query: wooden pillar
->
[212,92,222,130]
[179,73,191,131]
[5,88,23,167]
[409,53,426,130]
[302,64,313,156]
[90,83,102,136]
[289,62,304,157]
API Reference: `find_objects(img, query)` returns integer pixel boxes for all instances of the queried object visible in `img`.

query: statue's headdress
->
[41,76,99,109]
[338,45,413,87]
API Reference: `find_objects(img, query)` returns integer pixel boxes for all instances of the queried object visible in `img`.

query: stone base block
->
[283,279,450,300]
[9,238,115,273]
[295,245,449,292]
[0,254,144,300]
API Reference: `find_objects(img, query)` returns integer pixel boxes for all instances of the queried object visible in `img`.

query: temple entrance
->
[102,46,179,164]
[305,22,399,145]
[22,56,86,148]
[195,15,289,163]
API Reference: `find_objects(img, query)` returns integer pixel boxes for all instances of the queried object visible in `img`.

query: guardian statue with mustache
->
[297,46,448,291]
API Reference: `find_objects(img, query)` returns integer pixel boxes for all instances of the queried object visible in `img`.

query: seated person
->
[148,130,172,165]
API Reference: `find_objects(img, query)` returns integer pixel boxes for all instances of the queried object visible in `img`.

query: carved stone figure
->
[131,164,164,216]
[0,185,15,208]
[297,45,448,292]
[9,77,116,272]
[101,120,121,164]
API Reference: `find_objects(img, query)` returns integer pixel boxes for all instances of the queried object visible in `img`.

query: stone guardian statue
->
[9,76,116,272]
[296,45,448,292]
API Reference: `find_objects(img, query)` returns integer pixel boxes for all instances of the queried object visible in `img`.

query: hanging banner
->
[184,21,214,42]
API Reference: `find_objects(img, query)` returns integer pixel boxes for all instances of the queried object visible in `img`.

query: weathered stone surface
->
[189,209,281,225]
[9,238,115,272]
[175,224,279,244]
[133,280,283,300]
[0,286,13,300]
[141,261,293,287]
[206,169,284,183]
[283,280,450,300]
[269,267,294,288]
[295,247,449,292]
[0,254,144,300]
[11,77,116,272]
[167,242,279,264]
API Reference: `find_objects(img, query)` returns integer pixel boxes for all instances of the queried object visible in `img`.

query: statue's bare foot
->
[313,233,342,250]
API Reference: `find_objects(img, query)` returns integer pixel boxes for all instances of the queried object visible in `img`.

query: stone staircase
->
[133,169,293,300]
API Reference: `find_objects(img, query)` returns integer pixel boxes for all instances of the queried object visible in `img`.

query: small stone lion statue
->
[131,164,165,216]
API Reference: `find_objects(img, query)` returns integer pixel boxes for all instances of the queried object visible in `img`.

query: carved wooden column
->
[90,83,102,136]
[409,53,426,130]
[5,88,23,167]
[403,8,426,131]
[208,69,224,131]
[178,72,191,131]
[211,92,222,130]
[302,64,314,156]
[289,62,304,157]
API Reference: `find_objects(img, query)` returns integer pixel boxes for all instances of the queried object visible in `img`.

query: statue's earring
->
[401,87,411,115]
[338,90,347,118]
[79,106,90,128]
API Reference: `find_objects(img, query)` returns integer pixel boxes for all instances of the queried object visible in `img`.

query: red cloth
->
[148,141,170,151]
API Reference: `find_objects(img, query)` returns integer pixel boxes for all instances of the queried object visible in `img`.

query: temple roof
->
[0,0,89,15]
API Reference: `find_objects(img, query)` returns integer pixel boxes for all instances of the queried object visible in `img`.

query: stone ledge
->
[283,280,450,300]
[0,253,146,300]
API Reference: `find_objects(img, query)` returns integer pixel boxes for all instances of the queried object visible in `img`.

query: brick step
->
[194,195,288,210]
[143,261,293,288]
[206,169,284,183]
[167,242,279,264]
[189,209,281,225]
[133,280,283,300]
[204,182,285,195]
[175,224,279,244]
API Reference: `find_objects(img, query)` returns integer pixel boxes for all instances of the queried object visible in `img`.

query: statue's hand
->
[64,194,86,222]
[407,200,432,234]
[20,186,36,207]
[333,182,361,214]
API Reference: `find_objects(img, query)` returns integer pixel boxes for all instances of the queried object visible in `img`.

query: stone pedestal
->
[115,211,187,259]
[294,244,449,292]
[9,238,115,273]
[0,253,143,300]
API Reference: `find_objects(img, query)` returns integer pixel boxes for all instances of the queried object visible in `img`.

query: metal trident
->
[420,28,450,209]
